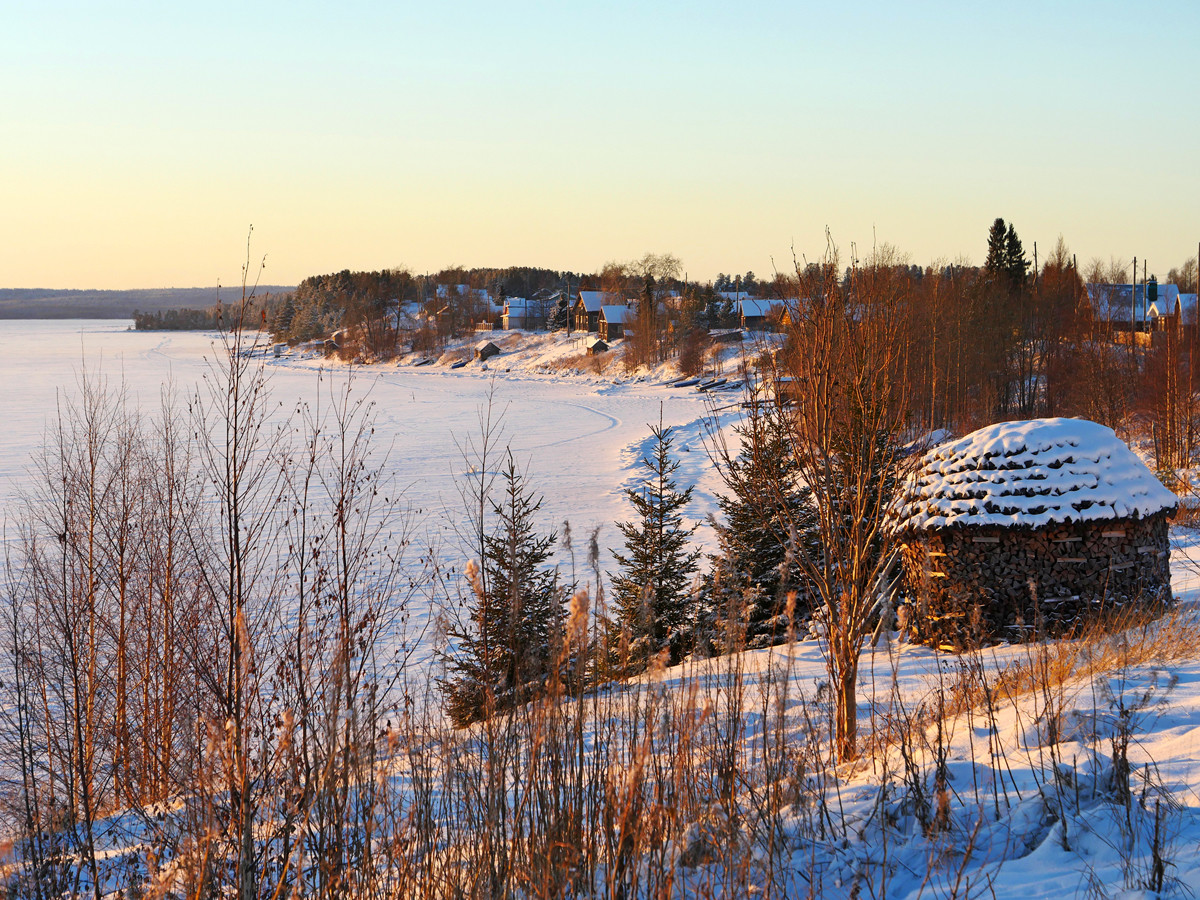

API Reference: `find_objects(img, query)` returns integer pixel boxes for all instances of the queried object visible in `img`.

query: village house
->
[574,290,617,333]
[1147,284,1197,332]
[501,297,536,330]
[738,298,783,331]
[1083,282,1186,332]
[892,418,1176,650]
[599,305,631,341]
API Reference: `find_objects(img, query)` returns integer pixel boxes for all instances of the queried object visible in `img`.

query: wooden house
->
[599,305,631,341]
[738,298,783,332]
[574,291,616,333]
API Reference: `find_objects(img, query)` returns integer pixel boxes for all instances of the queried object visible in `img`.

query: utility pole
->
[1132,256,1138,366]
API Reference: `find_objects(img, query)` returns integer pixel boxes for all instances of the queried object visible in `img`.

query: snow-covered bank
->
[32,531,1200,898]
[8,321,1200,896]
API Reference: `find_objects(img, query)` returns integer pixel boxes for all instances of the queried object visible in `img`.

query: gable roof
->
[600,305,631,325]
[1084,283,1175,321]
[739,298,781,318]
[892,418,1176,532]
[577,290,618,312]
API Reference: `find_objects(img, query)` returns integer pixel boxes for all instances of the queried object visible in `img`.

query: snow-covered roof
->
[1084,283,1180,322]
[1145,286,1195,321]
[601,305,631,324]
[1182,293,1199,320]
[1148,299,1173,319]
[892,418,1177,532]
[577,290,617,312]
[739,298,781,318]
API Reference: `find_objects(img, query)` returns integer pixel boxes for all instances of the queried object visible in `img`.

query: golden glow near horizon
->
[3,1,1198,289]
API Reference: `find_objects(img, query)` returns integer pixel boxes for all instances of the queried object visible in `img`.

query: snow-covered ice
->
[0,320,738,659]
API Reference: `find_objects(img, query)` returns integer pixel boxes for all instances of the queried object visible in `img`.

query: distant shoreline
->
[0,286,294,319]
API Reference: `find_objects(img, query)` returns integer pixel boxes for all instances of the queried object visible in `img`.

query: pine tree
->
[443,451,562,726]
[705,394,818,651]
[608,422,700,672]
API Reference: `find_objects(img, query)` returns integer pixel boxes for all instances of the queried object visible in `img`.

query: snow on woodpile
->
[894,418,1177,532]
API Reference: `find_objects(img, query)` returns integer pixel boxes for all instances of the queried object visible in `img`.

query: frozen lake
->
[0,320,731,653]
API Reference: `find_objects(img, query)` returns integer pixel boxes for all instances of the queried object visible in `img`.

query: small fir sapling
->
[443,450,563,726]
[608,421,701,672]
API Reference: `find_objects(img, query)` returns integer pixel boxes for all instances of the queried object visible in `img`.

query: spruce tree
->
[1003,223,1029,291]
[984,217,1030,294]
[705,394,818,651]
[608,422,701,671]
[546,298,569,331]
[443,451,562,726]
[984,217,1009,275]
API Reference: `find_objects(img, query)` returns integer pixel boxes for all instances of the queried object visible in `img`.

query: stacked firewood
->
[898,514,1172,650]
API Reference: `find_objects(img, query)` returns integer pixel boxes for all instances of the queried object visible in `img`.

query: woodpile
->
[891,418,1178,650]
[898,513,1172,650]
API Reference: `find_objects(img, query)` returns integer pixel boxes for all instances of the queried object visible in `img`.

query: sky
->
[2,0,1198,289]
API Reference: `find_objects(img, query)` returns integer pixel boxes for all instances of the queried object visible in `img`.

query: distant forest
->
[0,286,294,320]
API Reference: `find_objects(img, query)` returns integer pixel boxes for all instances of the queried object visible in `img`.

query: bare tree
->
[186,238,290,900]
[778,241,916,762]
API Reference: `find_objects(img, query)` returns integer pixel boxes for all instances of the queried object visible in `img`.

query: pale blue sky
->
[2,1,1197,288]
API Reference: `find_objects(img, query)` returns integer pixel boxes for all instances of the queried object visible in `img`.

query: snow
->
[13,323,1200,895]
[600,304,631,325]
[894,417,1178,532]
[576,290,615,312]
[737,297,780,318]
[0,320,744,668]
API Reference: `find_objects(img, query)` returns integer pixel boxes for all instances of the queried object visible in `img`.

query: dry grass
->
[543,350,615,376]
[989,605,1200,706]
[854,603,1200,775]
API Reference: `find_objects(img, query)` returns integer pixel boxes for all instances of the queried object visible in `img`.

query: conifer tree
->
[705,393,818,650]
[609,422,700,671]
[546,298,570,331]
[1003,222,1029,291]
[984,217,1009,275]
[984,217,1029,293]
[443,451,562,725]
